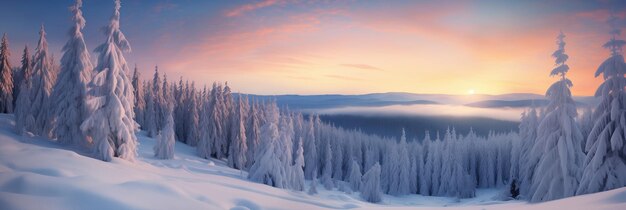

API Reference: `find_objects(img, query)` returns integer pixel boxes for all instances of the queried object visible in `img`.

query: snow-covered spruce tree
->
[428,136,443,194]
[151,66,162,133]
[277,112,294,180]
[183,82,200,146]
[13,45,31,108]
[28,25,56,136]
[222,82,234,155]
[331,135,344,181]
[292,138,306,191]
[14,46,35,134]
[361,162,382,203]
[160,74,170,130]
[143,81,158,137]
[518,106,539,197]
[248,101,287,188]
[387,129,411,196]
[321,137,334,190]
[420,131,432,195]
[528,32,584,202]
[436,128,454,196]
[245,99,261,169]
[81,0,138,162]
[154,104,175,159]
[303,115,318,179]
[228,96,247,169]
[349,159,362,191]
[210,83,226,158]
[448,132,475,198]
[509,113,524,187]
[197,85,213,159]
[49,0,93,145]
[577,15,626,195]
[173,78,184,141]
[132,65,145,127]
[0,33,13,113]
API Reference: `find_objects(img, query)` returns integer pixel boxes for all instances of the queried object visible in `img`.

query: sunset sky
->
[1,0,626,95]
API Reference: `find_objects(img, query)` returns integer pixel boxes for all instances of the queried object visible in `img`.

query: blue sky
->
[1,0,625,95]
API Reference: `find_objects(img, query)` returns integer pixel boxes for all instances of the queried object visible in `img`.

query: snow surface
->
[0,114,625,210]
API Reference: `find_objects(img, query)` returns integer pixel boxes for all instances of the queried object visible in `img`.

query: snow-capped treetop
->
[550,31,569,77]
[605,13,625,56]
[20,45,31,81]
[595,13,626,97]
[101,0,130,53]
[545,32,576,112]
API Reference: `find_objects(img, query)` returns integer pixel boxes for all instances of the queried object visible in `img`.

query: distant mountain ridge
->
[241,92,598,109]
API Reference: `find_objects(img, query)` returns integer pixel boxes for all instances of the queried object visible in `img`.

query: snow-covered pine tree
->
[304,115,318,179]
[223,82,234,155]
[528,31,584,202]
[132,65,145,127]
[210,83,226,158]
[321,137,334,190]
[144,80,158,137]
[420,131,432,195]
[13,45,31,108]
[361,162,382,203]
[349,159,362,192]
[509,114,523,187]
[0,33,13,113]
[277,112,294,181]
[437,128,454,196]
[332,135,344,181]
[197,85,213,159]
[173,78,184,141]
[518,106,539,197]
[154,103,175,159]
[387,128,411,196]
[577,14,626,195]
[14,45,35,134]
[28,25,56,136]
[248,101,287,188]
[160,73,170,129]
[292,138,306,191]
[49,0,94,145]
[151,66,162,133]
[228,96,247,169]
[245,99,261,169]
[184,82,200,146]
[81,0,138,162]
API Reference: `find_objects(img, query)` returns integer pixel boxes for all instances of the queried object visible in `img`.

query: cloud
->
[225,0,281,17]
[340,63,384,71]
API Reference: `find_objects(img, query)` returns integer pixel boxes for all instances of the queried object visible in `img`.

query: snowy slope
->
[0,114,625,210]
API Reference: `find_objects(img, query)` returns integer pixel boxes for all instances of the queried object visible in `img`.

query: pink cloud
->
[341,64,384,71]
[225,0,282,17]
